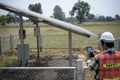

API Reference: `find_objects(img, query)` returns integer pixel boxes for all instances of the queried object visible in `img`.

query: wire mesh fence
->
[0,67,76,80]
[1,34,119,52]
[0,34,98,53]
[115,38,120,51]
[1,36,11,52]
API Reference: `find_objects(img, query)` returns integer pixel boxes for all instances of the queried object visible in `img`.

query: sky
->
[0,0,120,18]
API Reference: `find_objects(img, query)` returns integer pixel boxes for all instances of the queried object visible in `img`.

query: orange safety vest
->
[98,51,120,80]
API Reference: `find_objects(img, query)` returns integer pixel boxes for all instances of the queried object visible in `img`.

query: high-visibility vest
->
[98,51,120,80]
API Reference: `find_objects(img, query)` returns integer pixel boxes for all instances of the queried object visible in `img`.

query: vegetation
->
[0,22,120,48]
[0,2,120,25]
[0,4,119,79]
[7,12,19,24]
[0,23,120,68]
[69,1,90,23]
[28,3,42,14]
[28,3,42,23]
[0,15,9,25]
[0,23,119,80]
[0,2,119,79]
[53,5,65,21]
[115,14,120,21]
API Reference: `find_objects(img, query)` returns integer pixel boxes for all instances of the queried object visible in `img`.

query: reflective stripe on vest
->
[103,78,120,80]
[103,63,120,68]
[98,51,120,80]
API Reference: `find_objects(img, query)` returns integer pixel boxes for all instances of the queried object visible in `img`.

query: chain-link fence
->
[0,36,11,52]
[115,38,120,51]
[0,67,76,80]
[0,34,120,54]
[0,34,98,53]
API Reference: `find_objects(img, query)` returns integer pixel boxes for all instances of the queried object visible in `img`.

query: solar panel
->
[0,2,97,38]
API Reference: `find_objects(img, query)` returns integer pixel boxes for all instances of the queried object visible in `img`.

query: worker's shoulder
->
[115,50,120,53]
[94,55,99,61]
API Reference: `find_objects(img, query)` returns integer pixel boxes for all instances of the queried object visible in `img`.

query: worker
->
[86,32,120,80]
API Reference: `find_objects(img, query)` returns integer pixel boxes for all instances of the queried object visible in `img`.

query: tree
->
[88,13,95,20]
[70,1,90,23]
[87,13,95,21]
[98,15,106,22]
[0,15,9,25]
[115,14,120,21]
[28,3,42,23]
[65,17,77,23]
[53,5,65,21]
[7,12,19,23]
[106,16,114,22]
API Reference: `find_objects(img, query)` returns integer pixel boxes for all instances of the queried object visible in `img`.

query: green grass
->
[0,54,17,67]
[0,22,120,66]
[0,23,120,50]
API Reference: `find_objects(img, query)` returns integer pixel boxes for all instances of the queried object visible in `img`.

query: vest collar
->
[103,48,115,54]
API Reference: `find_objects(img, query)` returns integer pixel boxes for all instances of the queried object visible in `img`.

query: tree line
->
[0,1,120,25]
[0,13,19,25]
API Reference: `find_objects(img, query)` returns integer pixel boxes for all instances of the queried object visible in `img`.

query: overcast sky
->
[0,0,120,18]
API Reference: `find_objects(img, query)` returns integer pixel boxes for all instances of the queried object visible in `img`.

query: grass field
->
[0,22,120,53]
[0,22,120,67]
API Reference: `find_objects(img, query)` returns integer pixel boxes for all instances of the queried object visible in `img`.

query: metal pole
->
[118,38,120,51]
[36,22,40,59]
[68,31,72,67]
[10,33,14,49]
[76,59,83,80]
[0,36,2,55]
[39,34,43,52]
[19,15,25,67]
[98,33,102,50]
[74,68,77,80]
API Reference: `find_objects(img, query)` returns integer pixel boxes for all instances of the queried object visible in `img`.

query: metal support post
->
[10,33,14,49]
[19,15,25,67]
[98,33,102,50]
[68,31,72,67]
[118,38,120,51]
[39,33,43,52]
[0,36,2,55]
[76,59,83,80]
[36,22,40,59]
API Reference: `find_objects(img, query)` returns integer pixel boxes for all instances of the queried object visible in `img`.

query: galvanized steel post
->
[10,33,14,49]
[118,38,120,51]
[39,34,43,52]
[68,31,72,67]
[19,15,25,67]
[98,33,102,50]
[36,22,40,59]
[76,59,83,80]
[0,36,2,55]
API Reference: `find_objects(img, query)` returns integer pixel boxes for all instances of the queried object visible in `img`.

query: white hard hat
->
[99,32,115,42]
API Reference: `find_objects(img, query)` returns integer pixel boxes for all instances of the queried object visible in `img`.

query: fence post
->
[10,33,14,50]
[76,59,83,80]
[98,33,102,50]
[68,31,72,67]
[118,38,120,51]
[0,36,2,55]
[39,34,43,52]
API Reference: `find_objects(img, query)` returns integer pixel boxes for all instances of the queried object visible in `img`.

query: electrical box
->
[17,44,30,60]
[19,29,26,39]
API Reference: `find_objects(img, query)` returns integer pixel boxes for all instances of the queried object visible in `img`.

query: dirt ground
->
[27,54,93,80]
